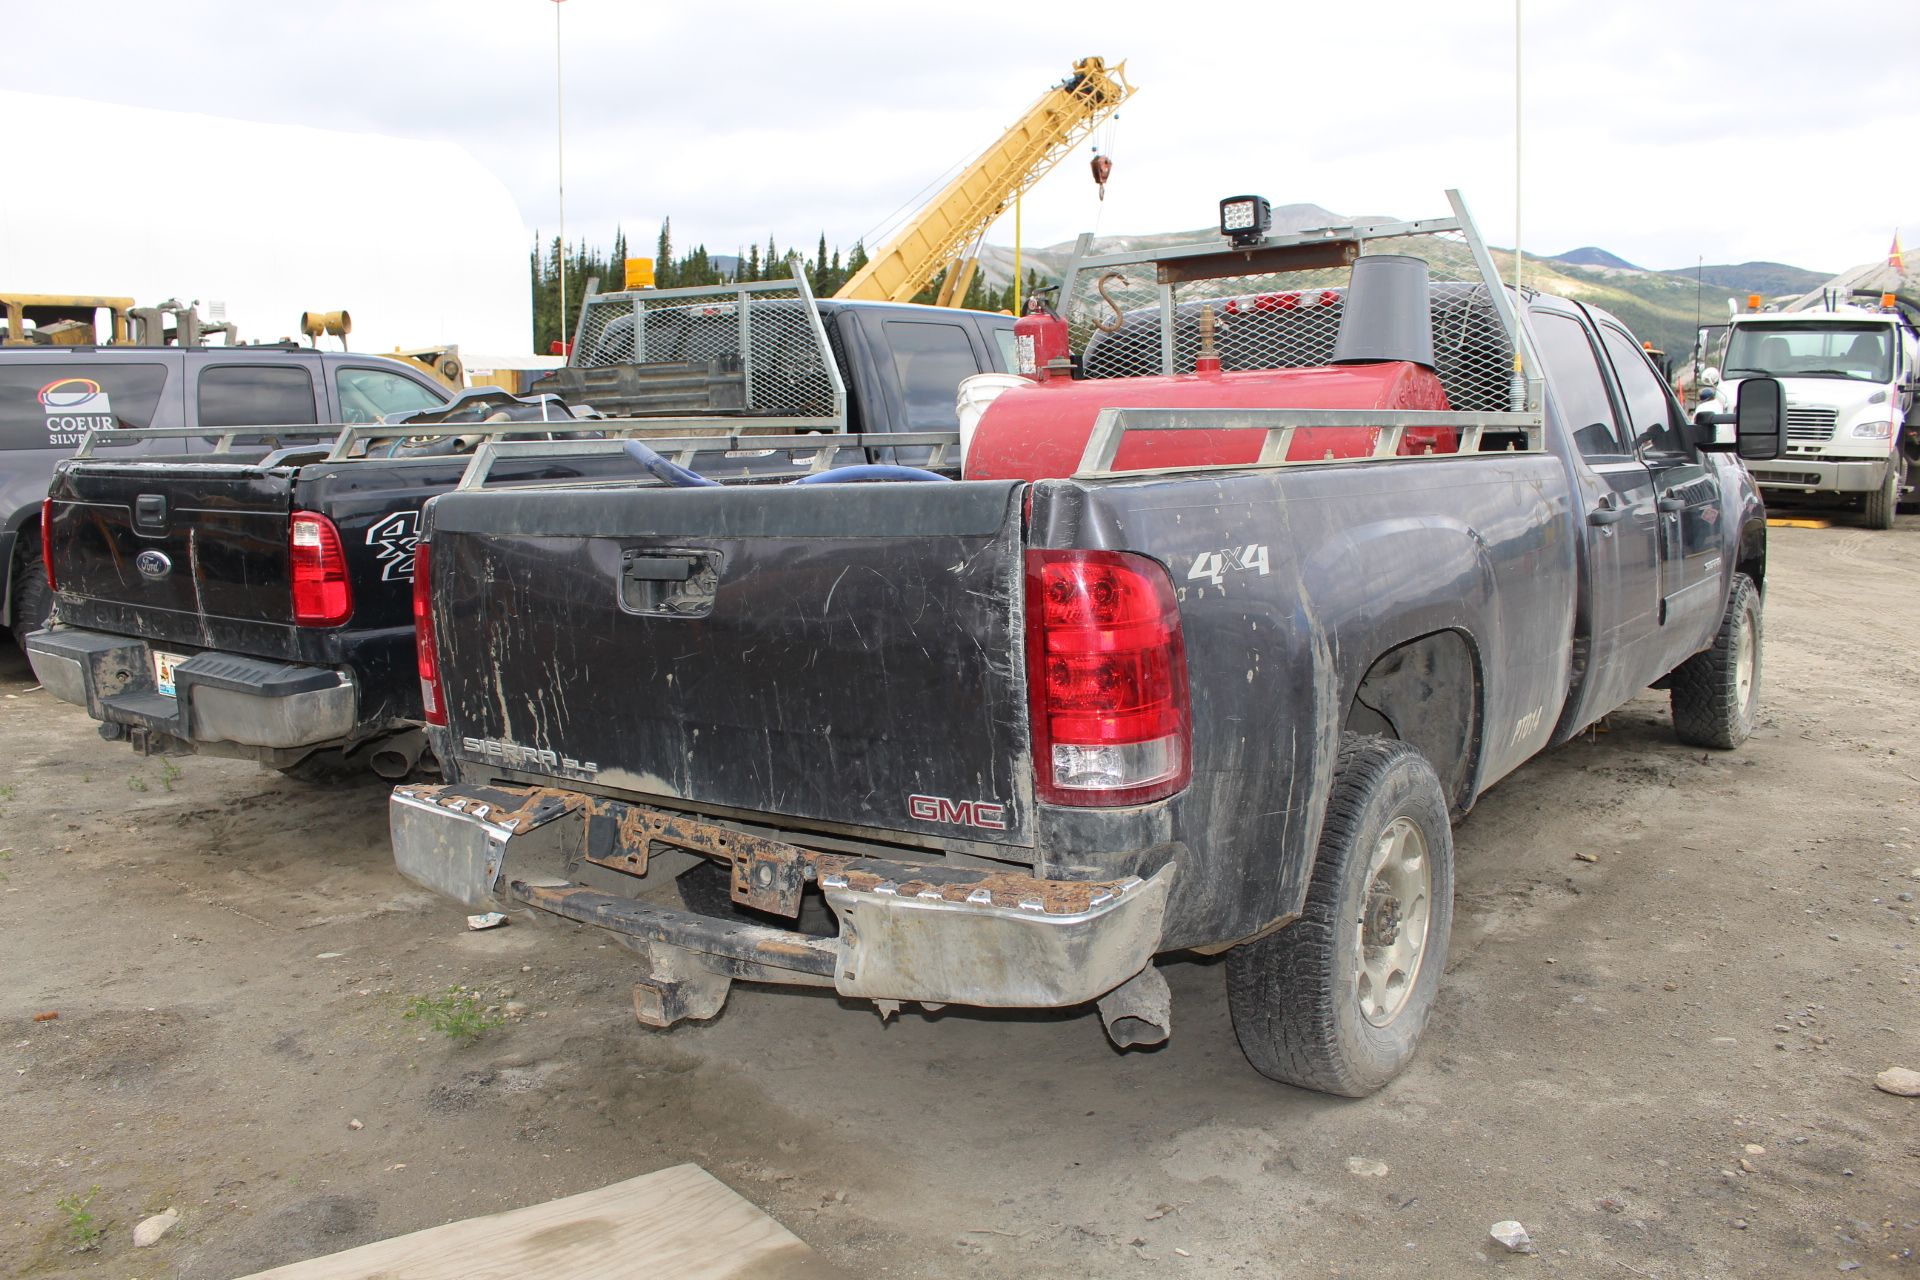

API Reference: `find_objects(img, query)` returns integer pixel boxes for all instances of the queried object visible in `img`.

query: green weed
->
[159,758,182,791]
[402,987,503,1043]
[127,775,149,793]
[57,1186,101,1247]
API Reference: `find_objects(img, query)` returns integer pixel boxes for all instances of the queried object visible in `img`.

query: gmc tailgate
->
[427,479,1037,850]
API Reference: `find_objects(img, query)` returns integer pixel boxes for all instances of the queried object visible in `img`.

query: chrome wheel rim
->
[1735,607,1757,714]
[1355,816,1431,1027]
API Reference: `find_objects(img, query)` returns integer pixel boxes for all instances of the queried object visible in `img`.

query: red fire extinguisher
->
[1012,295,1070,380]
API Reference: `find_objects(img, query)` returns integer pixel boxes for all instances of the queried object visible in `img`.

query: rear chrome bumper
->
[390,780,1172,1010]
[24,626,357,750]
[1748,456,1891,493]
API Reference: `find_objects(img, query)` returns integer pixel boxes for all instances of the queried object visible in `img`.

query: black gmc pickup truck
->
[388,197,1784,1093]
[26,281,1016,779]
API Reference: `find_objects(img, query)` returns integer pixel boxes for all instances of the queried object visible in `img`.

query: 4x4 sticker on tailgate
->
[367,510,421,581]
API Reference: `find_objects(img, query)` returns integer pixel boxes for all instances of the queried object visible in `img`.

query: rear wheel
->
[1865,455,1904,530]
[1226,735,1454,1096]
[1669,572,1761,749]
[9,535,53,647]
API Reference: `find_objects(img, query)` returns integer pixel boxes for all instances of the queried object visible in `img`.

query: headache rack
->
[1055,189,1549,477]
[559,271,848,429]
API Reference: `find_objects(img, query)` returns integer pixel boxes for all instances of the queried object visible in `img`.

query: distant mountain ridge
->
[1549,246,1645,271]
[1669,261,1832,297]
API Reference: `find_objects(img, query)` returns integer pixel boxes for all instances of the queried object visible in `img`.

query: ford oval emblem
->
[136,549,172,580]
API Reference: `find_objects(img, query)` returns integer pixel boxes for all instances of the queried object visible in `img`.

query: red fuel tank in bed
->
[962,361,1453,482]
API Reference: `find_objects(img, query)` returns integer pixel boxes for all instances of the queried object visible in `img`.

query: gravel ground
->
[2,517,1917,1278]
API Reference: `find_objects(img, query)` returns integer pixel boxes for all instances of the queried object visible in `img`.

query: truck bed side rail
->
[1075,406,1545,477]
[71,423,345,458]
[456,431,962,491]
[70,417,865,470]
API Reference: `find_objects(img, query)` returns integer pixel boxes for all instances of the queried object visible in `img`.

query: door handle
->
[1588,503,1628,526]
[622,553,695,583]
[1657,496,1686,513]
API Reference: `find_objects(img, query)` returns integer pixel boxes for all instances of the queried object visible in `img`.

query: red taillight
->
[289,511,352,626]
[40,497,56,592]
[1025,549,1190,807]
[412,540,446,726]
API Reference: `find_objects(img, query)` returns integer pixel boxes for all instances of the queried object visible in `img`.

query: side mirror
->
[1734,376,1783,461]
[1695,375,1783,460]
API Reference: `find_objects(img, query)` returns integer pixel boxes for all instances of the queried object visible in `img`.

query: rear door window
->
[197,364,318,428]
[0,362,170,449]
[334,366,446,423]
[1530,310,1628,458]
[883,320,985,428]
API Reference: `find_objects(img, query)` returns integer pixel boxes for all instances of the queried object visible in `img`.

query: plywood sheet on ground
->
[1767,517,1832,528]
[239,1163,833,1280]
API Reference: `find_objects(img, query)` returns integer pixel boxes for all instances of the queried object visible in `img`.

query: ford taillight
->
[412,540,445,726]
[40,497,56,591]
[1025,549,1191,806]
[289,511,352,626]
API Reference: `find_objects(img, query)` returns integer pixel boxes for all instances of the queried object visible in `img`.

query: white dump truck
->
[1699,302,1919,527]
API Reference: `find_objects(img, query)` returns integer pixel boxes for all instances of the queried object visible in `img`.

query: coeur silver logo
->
[136,549,172,580]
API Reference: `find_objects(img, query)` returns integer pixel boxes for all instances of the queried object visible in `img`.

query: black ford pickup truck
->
[1,342,450,646]
[27,278,1016,779]
[388,196,1784,1093]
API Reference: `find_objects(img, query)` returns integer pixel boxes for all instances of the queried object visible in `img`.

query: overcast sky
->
[7,0,1916,275]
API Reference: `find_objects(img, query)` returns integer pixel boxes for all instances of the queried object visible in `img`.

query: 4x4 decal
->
[366,510,421,581]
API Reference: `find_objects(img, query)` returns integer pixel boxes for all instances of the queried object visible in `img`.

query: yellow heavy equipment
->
[0,294,136,346]
[834,56,1135,308]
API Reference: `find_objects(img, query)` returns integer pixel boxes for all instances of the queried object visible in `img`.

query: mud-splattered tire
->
[1669,572,1761,750]
[1226,735,1454,1097]
[10,538,53,648]
[1865,456,1903,530]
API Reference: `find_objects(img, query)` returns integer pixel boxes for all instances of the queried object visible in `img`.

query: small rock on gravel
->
[348,1117,364,1130]
[133,1208,179,1247]
[1874,1067,1920,1096]
[1490,1221,1537,1254]
[1345,1157,1390,1177]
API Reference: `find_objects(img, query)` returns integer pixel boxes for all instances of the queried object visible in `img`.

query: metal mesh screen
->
[1064,229,1518,412]
[570,282,841,422]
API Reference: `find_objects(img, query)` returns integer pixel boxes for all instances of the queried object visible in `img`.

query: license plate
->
[152,650,188,698]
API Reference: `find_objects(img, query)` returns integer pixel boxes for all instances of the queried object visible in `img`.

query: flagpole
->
[554,0,568,352]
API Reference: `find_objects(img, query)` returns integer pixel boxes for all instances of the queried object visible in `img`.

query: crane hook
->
[1090,152,1113,201]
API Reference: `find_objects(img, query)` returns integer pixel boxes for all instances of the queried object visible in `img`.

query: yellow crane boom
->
[834,56,1135,307]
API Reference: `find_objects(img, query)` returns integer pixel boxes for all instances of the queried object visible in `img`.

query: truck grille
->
[1785,406,1837,445]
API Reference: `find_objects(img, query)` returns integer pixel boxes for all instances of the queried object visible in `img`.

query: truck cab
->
[1699,304,1918,526]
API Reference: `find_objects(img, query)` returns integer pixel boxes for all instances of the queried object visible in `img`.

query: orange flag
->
[1891,232,1906,272]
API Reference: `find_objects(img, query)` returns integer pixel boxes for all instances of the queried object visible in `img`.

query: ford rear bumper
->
[389,780,1172,1013]
[24,626,357,751]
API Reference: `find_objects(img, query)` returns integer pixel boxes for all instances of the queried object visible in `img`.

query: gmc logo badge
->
[908,793,1007,831]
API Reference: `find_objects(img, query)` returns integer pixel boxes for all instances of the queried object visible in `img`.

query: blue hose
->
[621,441,950,488]
[623,438,720,487]
[790,464,951,485]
